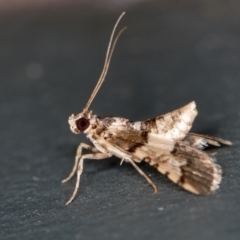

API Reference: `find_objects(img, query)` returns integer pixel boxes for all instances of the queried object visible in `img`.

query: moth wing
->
[142,101,197,141]
[132,139,222,195]
[99,127,221,195]
[102,127,176,159]
[183,133,232,149]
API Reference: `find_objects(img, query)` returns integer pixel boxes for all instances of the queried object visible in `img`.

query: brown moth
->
[62,12,232,205]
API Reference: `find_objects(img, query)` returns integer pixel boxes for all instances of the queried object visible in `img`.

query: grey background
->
[1,1,240,239]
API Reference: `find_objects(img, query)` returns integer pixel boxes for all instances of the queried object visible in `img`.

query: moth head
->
[68,13,126,135]
[68,110,92,134]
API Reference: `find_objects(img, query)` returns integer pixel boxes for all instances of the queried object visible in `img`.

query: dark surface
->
[1,1,240,240]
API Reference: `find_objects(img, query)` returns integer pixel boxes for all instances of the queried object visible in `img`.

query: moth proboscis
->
[62,12,232,205]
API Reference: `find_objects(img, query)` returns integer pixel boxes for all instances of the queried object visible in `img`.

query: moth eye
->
[76,118,90,131]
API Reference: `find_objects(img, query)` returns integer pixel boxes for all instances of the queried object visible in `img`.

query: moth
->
[62,12,232,205]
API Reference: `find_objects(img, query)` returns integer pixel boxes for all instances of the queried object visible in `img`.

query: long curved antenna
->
[85,26,127,110]
[84,12,126,111]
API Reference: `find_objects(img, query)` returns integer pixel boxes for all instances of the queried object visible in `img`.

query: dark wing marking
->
[102,128,148,153]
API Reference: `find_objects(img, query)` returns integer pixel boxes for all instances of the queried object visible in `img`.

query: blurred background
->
[1,1,240,240]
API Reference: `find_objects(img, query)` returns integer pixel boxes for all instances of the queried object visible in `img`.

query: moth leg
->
[62,143,99,183]
[66,152,110,205]
[119,158,124,166]
[128,158,158,194]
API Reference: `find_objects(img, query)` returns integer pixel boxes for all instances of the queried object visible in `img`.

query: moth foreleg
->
[128,159,158,194]
[66,152,110,205]
[62,143,99,184]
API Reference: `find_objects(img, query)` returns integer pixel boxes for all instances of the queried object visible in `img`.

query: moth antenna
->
[86,26,127,109]
[84,12,126,111]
